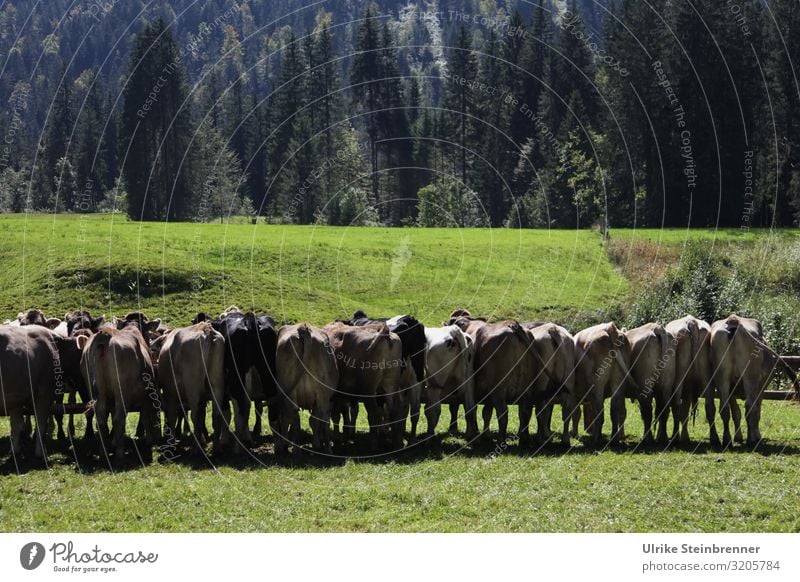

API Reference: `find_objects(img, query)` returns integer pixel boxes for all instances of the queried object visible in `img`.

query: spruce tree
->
[121,19,193,221]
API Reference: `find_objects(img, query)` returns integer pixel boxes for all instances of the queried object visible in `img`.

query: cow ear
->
[45,317,61,330]
[76,334,89,350]
[145,319,161,333]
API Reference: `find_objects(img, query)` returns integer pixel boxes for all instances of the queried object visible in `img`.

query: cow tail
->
[366,323,390,352]
[88,333,110,401]
[298,323,314,364]
[548,326,565,384]
[686,319,701,423]
[740,328,800,398]
[612,330,640,393]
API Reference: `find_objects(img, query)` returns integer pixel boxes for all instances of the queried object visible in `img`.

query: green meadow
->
[1,214,799,532]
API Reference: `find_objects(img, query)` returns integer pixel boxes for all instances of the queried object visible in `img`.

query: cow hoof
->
[734,433,744,445]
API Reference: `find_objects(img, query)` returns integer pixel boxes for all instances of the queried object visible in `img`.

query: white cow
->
[422,325,477,439]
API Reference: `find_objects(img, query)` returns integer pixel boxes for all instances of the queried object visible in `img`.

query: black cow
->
[338,310,426,438]
[193,310,279,448]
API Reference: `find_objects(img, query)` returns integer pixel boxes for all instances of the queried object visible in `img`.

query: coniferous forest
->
[0,0,798,228]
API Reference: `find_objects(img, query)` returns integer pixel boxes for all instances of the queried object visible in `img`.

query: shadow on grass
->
[2,430,800,475]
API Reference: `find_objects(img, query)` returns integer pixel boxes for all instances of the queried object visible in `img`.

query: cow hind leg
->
[481,403,494,435]
[448,403,459,434]
[518,401,533,447]
[10,411,26,460]
[424,389,442,438]
[744,389,763,448]
[364,399,383,451]
[705,388,719,447]
[110,404,127,460]
[718,390,733,448]
[253,401,263,437]
[731,398,744,444]
[495,401,509,443]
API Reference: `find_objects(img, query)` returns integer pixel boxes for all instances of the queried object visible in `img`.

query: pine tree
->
[350,5,383,205]
[43,63,75,211]
[442,24,476,187]
[121,19,193,221]
[268,30,306,216]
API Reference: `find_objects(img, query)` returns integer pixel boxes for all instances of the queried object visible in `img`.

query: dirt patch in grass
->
[605,237,679,290]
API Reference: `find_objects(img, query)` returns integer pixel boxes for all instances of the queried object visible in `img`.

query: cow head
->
[66,310,105,336]
[17,308,47,327]
[115,312,160,344]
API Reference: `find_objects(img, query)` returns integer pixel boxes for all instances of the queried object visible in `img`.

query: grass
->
[1,401,799,532]
[0,214,626,327]
[1,214,799,532]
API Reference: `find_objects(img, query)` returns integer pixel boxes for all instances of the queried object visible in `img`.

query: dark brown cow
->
[0,326,85,460]
[323,322,406,449]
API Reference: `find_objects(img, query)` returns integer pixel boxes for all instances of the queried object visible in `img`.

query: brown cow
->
[472,320,545,443]
[625,323,677,444]
[324,322,406,449]
[0,325,85,460]
[709,315,800,447]
[665,315,712,443]
[573,322,636,444]
[525,323,576,446]
[274,324,338,454]
[158,322,226,453]
[80,325,160,460]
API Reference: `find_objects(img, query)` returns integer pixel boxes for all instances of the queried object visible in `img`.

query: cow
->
[338,311,426,439]
[665,315,712,443]
[323,322,406,450]
[708,314,800,448]
[80,324,160,460]
[58,310,107,441]
[157,322,226,453]
[251,315,279,438]
[11,309,87,441]
[524,322,576,447]
[0,325,86,460]
[193,309,279,448]
[422,325,477,440]
[472,320,549,443]
[274,323,338,454]
[625,323,678,445]
[573,322,637,444]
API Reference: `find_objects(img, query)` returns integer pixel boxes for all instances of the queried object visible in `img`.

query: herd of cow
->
[1,306,798,463]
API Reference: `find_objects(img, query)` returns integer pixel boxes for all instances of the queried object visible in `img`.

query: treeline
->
[0,1,798,227]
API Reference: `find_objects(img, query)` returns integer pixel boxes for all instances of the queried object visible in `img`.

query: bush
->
[625,243,729,327]
[417,179,489,228]
[323,187,380,226]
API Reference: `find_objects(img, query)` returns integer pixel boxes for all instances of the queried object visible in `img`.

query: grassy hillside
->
[0,214,626,326]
